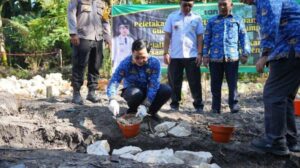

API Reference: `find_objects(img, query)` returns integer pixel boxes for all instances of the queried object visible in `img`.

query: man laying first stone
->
[107,39,172,121]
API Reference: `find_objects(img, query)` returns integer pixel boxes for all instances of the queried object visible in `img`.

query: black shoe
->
[230,104,240,113]
[211,109,220,114]
[86,90,100,103]
[72,90,83,105]
[251,138,289,156]
[288,144,300,152]
[195,108,204,114]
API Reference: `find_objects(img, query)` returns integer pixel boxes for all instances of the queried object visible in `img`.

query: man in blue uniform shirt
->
[163,0,204,113]
[203,0,251,114]
[241,0,300,155]
[107,39,172,121]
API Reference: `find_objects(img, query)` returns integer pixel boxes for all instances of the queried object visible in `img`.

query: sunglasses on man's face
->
[134,56,147,60]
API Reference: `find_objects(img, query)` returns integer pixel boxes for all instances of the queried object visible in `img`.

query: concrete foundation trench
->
[1,86,300,167]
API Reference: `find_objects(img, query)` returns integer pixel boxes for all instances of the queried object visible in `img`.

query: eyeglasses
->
[133,56,147,60]
[182,2,193,7]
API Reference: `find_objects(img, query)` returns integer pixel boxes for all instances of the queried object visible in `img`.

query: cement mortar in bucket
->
[116,114,142,138]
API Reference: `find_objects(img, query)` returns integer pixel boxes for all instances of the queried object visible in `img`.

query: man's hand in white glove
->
[136,105,149,119]
[109,99,119,116]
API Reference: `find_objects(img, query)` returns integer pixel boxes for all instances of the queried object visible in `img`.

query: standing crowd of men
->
[67,0,300,156]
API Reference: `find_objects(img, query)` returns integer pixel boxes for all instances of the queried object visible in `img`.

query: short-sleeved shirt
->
[163,11,204,58]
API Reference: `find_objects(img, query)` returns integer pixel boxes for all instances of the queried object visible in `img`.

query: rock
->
[211,163,221,168]
[134,148,184,164]
[94,133,103,140]
[168,122,191,137]
[45,73,63,83]
[19,79,31,89]
[197,163,221,168]
[44,73,66,96]
[0,91,19,116]
[112,146,142,155]
[10,163,26,168]
[0,76,20,95]
[83,135,95,145]
[156,132,167,137]
[174,150,213,166]
[32,75,44,84]
[120,153,136,160]
[41,127,56,142]
[149,134,156,138]
[87,140,110,156]
[154,121,176,133]
[255,83,263,89]
[0,73,72,98]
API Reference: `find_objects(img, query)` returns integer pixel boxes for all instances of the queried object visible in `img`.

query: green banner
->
[111,3,289,73]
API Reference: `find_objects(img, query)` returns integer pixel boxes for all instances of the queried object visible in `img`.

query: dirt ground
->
[0,81,300,168]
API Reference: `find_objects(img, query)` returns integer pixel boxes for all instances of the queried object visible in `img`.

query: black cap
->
[119,19,130,28]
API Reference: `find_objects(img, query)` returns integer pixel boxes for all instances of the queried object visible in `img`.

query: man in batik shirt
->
[241,0,300,155]
[203,0,251,114]
[107,39,171,121]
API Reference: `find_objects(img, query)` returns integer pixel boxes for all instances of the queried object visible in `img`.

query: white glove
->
[109,99,119,116]
[136,105,149,119]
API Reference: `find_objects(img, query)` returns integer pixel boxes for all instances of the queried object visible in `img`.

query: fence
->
[0,49,63,68]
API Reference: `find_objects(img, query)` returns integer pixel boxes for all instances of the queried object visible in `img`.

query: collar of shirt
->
[118,35,128,39]
[179,11,192,17]
[217,13,234,19]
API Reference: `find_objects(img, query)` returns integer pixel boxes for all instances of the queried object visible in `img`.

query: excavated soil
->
[0,81,300,168]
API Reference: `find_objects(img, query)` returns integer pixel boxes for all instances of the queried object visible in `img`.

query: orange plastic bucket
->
[209,124,235,143]
[294,99,300,116]
[116,114,142,139]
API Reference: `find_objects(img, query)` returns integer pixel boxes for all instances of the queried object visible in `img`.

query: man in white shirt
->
[112,24,134,73]
[163,0,204,113]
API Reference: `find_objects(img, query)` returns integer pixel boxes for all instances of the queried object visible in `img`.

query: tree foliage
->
[2,0,70,70]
